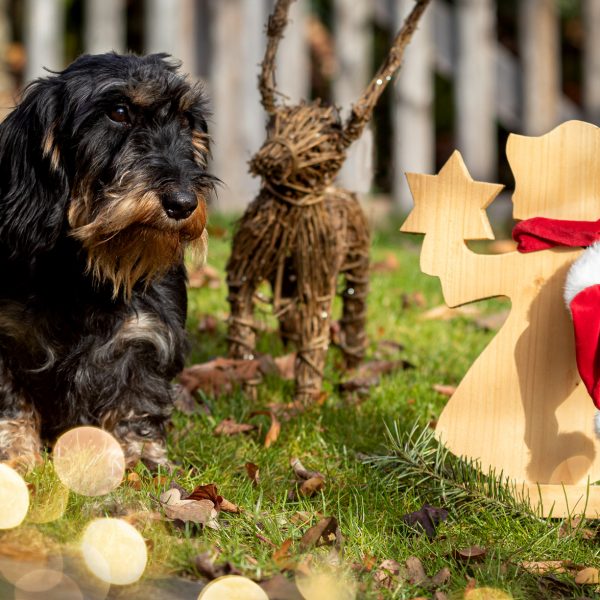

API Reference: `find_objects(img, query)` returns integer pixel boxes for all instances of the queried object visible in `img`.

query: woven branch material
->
[343,0,432,147]
[226,0,431,401]
[258,0,296,114]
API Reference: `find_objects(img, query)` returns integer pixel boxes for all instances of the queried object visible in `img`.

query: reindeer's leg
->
[227,283,258,361]
[339,202,370,369]
[274,258,300,348]
[294,292,334,403]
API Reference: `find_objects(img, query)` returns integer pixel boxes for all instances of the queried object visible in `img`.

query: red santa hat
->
[564,242,600,411]
[514,217,600,418]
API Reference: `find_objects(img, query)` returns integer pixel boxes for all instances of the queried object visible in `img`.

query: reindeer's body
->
[227,185,369,400]
[226,0,430,401]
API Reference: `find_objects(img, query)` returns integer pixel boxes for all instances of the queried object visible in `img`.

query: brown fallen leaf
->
[430,567,451,586]
[158,487,218,528]
[299,516,342,551]
[575,567,599,584]
[126,472,142,491]
[219,498,241,513]
[472,310,509,331]
[298,477,325,497]
[188,264,221,289]
[251,410,281,448]
[290,457,325,481]
[273,538,296,570]
[187,483,240,513]
[122,510,163,527]
[245,462,260,486]
[432,384,456,397]
[340,359,412,393]
[214,418,256,436]
[197,314,219,334]
[373,559,403,590]
[290,511,312,526]
[173,384,201,415]
[405,556,428,585]
[371,253,399,273]
[403,504,449,539]
[180,357,262,396]
[194,551,241,580]
[520,560,574,575]
[558,516,596,540]
[454,546,487,562]
[421,304,480,321]
[401,291,426,309]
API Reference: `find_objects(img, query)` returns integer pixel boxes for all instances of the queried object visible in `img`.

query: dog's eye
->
[109,105,130,125]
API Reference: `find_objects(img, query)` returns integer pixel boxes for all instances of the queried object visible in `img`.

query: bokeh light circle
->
[15,568,65,593]
[14,572,83,600]
[52,427,125,496]
[197,575,269,600]
[0,463,29,528]
[81,518,147,585]
[295,571,356,600]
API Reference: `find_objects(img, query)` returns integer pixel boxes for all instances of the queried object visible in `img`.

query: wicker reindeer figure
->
[227,0,431,402]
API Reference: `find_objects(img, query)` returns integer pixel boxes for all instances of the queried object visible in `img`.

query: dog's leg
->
[227,283,258,360]
[0,365,42,472]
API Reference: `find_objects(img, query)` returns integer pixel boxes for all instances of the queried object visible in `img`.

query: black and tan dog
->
[0,53,213,470]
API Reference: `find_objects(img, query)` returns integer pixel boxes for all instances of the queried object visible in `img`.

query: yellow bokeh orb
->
[52,427,125,496]
[197,575,269,600]
[0,463,29,529]
[295,571,356,600]
[14,572,83,600]
[81,518,147,586]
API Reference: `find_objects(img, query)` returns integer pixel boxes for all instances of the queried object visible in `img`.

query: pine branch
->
[363,423,543,519]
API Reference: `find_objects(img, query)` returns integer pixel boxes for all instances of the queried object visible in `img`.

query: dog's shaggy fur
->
[0,53,213,470]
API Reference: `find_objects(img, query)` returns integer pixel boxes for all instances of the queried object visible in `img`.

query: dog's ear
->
[0,77,70,258]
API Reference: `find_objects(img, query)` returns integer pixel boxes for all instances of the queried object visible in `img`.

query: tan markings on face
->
[191,131,209,168]
[70,187,207,300]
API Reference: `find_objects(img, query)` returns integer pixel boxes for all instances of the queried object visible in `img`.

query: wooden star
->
[400,151,504,241]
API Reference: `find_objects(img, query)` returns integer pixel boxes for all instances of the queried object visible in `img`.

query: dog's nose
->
[161,191,198,220]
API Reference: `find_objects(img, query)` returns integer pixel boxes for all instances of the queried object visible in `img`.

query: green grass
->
[5,215,600,599]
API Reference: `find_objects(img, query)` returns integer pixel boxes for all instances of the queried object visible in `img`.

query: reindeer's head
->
[254,0,431,200]
[249,103,345,195]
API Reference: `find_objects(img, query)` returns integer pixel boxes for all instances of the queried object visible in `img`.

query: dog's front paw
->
[0,416,43,473]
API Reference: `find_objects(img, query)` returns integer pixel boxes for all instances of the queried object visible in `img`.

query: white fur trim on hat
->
[564,242,600,308]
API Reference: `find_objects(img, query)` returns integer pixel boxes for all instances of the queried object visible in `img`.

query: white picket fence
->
[15,0,600,212]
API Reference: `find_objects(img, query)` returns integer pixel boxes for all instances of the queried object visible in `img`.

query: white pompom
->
[564,242,600,309]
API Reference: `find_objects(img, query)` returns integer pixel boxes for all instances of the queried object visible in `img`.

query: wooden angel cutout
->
[402,120,600,517]
[226,0,431,402]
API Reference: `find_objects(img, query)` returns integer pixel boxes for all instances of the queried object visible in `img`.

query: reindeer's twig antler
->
[259,0,296,114]
[342,0,432,148]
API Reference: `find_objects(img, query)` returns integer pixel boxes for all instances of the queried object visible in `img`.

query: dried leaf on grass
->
[558,516,596,540]
[197,314,219,334]
[373,557,450,591]
[299,516,342,551]
[180,357,262,396]
[340,359,413,394]
[454,546,487,562]
[250,410,281,448]
[245,462,260,486]
[401,291,426,309]
[290,457,324,481]
[194,551,241,580]
[472,310,509,332]
[188,264,221,289]
[402,504,449,539]
[575,567,599,584]
[432,384,456,397]
[273,538,296,570]
[371,253,399,273]
[214,418,256,436]
[420,304,480,321]
[158,487,218,528]
[187,483,240,513]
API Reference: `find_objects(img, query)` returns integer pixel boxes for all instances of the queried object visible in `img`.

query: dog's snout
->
[161,191,198,220]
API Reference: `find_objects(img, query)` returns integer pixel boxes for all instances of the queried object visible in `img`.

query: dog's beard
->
[68,190,207,299]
